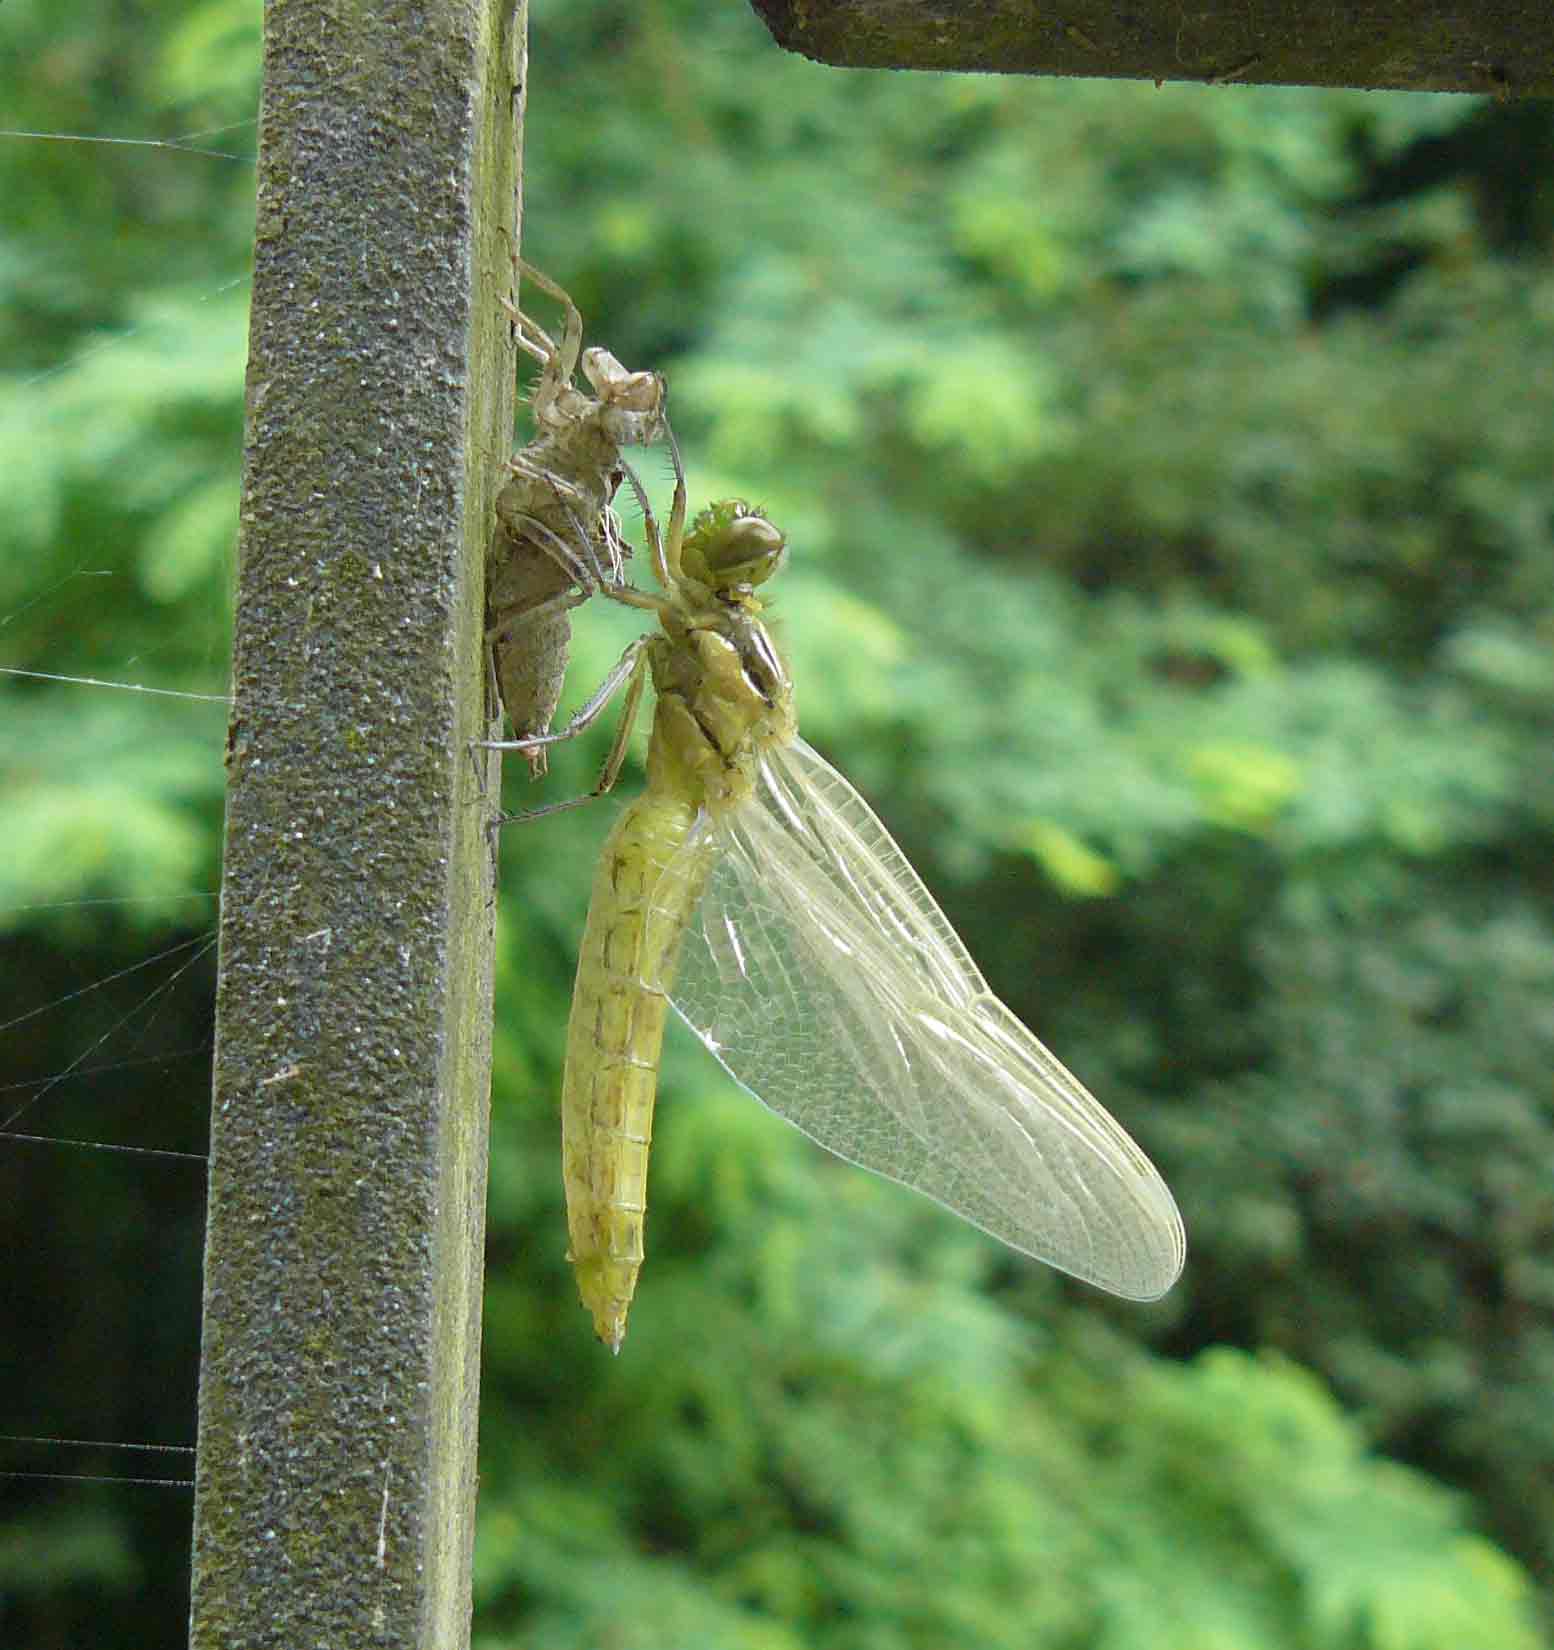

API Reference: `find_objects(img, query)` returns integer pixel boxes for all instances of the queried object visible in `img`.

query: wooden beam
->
[748,0,1552,97]
[187,0,525,1643]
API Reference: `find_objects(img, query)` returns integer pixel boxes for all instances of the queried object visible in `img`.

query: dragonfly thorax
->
[646,603,795,816]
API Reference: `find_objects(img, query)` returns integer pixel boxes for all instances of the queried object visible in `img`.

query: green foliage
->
[5,0,1554,1644]
[0,0,246,937]
[478,1103,1547,1649]
[1162,882,1554,1571]
[1067,1346,1543,1650]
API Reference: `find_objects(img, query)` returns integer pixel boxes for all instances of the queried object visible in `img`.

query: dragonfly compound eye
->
[681,500,788,591]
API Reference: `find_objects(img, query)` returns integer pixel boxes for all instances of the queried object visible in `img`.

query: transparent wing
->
[660,738,1185,1300]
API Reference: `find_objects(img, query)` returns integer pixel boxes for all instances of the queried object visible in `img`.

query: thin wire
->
[0,1433,193,1454]
[0,667,230,705]
[0,1470,193,1489]
[1,1130,207,1166]
[0,122,256,163]
[0,1435,196,1489]
[0,932,218,1132]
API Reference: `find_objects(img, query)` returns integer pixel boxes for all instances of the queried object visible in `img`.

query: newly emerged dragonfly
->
[487,260,667,774]
[485,452,1186,1350]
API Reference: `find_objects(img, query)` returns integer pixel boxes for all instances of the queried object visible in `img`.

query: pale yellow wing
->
[657,738,1185,1300]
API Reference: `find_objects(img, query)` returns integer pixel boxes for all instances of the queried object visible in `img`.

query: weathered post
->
[188,0,526,1643]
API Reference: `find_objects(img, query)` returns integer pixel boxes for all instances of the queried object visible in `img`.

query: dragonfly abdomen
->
[561,790,714,1349]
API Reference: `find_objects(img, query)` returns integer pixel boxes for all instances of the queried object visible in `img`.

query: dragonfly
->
[486,260,667,775]
[483,446,1186,1351]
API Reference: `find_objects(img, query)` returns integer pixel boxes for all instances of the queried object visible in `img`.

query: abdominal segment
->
[560,792,713,1349]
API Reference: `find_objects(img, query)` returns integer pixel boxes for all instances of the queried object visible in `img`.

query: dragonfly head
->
[581,347,668,445]
[680,500,787,595]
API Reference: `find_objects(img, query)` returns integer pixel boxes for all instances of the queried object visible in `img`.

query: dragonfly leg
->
[484,640,653,829]
[509,258,585,426]
[616,432,689,599]
[506,449,587,500]
[660,428,689,587]
[567,485,675,618]
[546,471,629,594]
[507,306,558,371]
[490,507,601,621]
[503,297,565,412]
[476,634,649,759]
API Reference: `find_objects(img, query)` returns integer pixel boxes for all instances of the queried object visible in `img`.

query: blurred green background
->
[4,0,1554,1645]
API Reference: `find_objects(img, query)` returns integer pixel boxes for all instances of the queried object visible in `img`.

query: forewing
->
[666,738,1185,1300]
